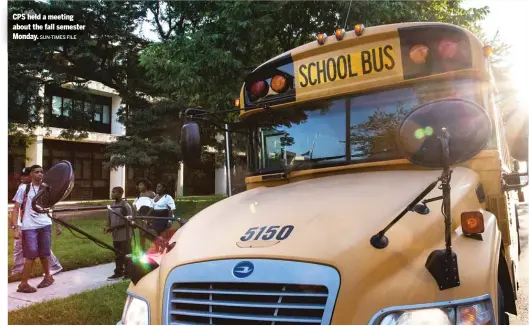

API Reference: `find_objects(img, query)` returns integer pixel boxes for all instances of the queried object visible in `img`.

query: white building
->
[8,81,233,201]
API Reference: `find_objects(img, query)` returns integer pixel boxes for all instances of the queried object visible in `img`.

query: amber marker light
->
[484,45,493,57]
[335,28,345,40]
[409,44,429,64]
[354,24,365,36]
[271,75,288,93]
[461,211,485,234]
[234,98,240,108]
[316,33,327,45]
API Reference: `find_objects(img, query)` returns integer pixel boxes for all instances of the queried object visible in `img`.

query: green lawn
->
[8,281,130,325]
[8,196,225,282]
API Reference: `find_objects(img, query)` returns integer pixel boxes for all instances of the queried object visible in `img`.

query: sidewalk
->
[8,262,125,311]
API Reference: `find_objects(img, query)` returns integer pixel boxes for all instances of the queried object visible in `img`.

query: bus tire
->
[498,282,509,325]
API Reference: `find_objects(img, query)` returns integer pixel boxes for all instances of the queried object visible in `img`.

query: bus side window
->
[484,88,498,150]
[490,88,512,166]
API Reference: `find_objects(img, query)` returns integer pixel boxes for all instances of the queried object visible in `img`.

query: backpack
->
[19,184,31,223]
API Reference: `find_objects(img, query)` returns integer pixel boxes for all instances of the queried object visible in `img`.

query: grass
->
[7,196,226,283]
[8,281,130,325]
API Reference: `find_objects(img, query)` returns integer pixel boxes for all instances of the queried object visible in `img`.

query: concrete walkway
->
[8,262,124,311]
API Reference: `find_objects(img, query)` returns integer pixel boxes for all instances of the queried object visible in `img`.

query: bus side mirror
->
[181,121,201,165]
[397,98,492,167]
[32,160,75,213]
[396,98,492,291]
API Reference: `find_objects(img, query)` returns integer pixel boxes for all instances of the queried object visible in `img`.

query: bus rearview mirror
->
[181,121,202,165]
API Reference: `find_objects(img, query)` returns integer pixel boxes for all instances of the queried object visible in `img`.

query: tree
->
[9,1,494,187]
[8,1,185,186]
[138,0,490,170]
[350,105,410,157]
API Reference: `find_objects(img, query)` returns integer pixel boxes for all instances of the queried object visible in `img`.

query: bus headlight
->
[371,296,494,325]
[121,294,150,325]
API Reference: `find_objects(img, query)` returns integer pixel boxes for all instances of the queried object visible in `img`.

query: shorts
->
[22,225,52,259]
[150,220,170,234]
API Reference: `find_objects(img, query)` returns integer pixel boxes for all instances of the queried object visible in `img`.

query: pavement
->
[8,262,123,311]
[511,201,529,325]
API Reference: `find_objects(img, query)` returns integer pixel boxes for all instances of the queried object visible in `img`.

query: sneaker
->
[107,274,124,281]
[10,270,23,276]
[50,266,63,275]
[42,266,63,276]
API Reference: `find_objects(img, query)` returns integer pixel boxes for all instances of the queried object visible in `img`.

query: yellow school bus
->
[119,22,526,325]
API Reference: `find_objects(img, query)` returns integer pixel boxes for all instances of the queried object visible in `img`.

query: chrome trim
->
[123,290,151,325]
[162,259,340,325]
[368,294,494,324]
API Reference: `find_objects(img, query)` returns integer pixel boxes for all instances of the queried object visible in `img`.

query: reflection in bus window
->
[260,99,346,168]
[250,78,481,173]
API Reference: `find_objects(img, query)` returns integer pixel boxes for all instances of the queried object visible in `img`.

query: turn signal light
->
[461,211,485,234]
[335,28,345,40]
[316,33,327,45]
[409,44,429,64]
[271,75,288,93]
[234,98,240,108]
[484,45,493,57]
[354,24,365,36]
[456,302,493,324]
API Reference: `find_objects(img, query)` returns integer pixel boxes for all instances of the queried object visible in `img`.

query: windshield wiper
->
[281,155,347,178]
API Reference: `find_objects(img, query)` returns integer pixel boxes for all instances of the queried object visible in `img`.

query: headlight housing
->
[370,295,494,325]
[121,294,150,325]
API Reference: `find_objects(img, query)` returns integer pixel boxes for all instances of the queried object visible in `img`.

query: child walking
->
[104,187,133,280]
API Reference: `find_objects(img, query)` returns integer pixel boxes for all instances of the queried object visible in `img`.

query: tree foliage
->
[9,0,497,183]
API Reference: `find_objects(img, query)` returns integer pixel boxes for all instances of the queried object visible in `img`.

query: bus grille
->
[168,282,329,325]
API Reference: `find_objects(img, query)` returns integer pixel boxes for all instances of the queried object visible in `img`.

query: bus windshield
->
[246,78,483,174]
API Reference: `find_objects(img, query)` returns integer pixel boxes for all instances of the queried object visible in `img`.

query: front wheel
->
[498,282,510,325]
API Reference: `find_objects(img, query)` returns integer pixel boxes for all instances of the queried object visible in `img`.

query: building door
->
[43,139,110,201]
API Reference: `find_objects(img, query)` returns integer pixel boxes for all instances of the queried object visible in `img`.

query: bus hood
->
[156,167,496,323]
[163,167,481,264]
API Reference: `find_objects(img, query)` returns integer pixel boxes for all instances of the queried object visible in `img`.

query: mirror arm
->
[183,107,250,134]
[203,120,249,135]
[501,172,529,191]
[502,181,529,191]
[182,107,243,120]
[422,195,443,204]
[503,172,528,178]
[425,128,461,291]
[370,178,440,249]
[47,212,121,254]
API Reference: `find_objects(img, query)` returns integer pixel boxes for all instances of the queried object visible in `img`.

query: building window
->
[63,98,71,117]
[52,96,62,116]
[45,85,113,134]
[94,104,102,122]
[103,105,110,124]
[83,101,92,121]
